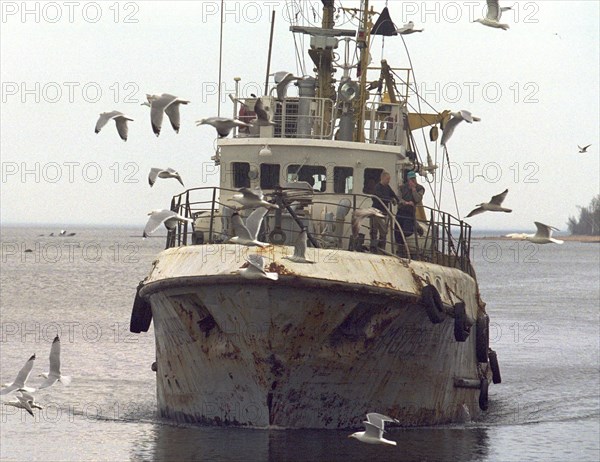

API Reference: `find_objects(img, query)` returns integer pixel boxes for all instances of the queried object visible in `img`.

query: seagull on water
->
[395,21,424,35]
[195,117,252,138]
[229,188,279,210]
[148,168,184,187]
[578,144,591,153]
[229,208,270,248]
[95,111,133,141]
[4,391,42,417]
[253,98,276,126]
[349,413,399,446]
[441,110,481,147]
[144,93,190,136]
[466,189,512,217]
[474,0,512,30]
[38,335,72,389]
[506,222,564,244]
[143,210,194,238]
[351,207,385,238]
[0,354,36,395]
[283,229,314,263]
[238,254,279,280]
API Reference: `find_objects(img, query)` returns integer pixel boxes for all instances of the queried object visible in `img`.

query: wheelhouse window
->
[260,163,280,190]
[363,168,383,194]
[287,164,327,192]
[333,167,353,193]
[231,162,250,188]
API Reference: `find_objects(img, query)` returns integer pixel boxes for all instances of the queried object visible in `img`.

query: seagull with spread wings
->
[395,21,424,34]
[440,110,481,147]
[148,168,184,187]
[229,208,270,248]
[143,210,194,238]
[466,189,512,218]
[349,413,399,446]
[578,144,591,153]
[95,111,133,141]
[38,335,72,389]
[473,0,512,30]
[144,93,190,136]
[229,188,279,210]
[0,354,36,395]
[506,222,564,244]
[196,117,252,138]
[4,391,42,416]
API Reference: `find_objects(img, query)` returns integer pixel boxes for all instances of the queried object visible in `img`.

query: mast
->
[354,0,372,142]
[308,0,336,137]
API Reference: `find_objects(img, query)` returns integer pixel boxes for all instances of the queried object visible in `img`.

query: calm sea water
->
[1,226,598,462]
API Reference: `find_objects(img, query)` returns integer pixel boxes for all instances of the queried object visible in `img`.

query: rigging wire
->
[288,0,306,76]
[397,35,462,219]
[444,146,462,220]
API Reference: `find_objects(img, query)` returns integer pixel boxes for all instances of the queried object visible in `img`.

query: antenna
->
[217,0,224,117]
[264,10,276,95]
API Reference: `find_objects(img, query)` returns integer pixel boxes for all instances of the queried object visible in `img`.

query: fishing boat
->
[130,0,501,428]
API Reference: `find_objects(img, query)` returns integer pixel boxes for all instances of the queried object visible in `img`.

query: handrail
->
[165,186,474,276]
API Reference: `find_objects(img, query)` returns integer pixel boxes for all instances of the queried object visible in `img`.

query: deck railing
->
[165,187,474,277]
[233,97,335,140]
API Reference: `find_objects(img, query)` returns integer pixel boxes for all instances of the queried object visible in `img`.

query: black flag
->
[370,7,398,36]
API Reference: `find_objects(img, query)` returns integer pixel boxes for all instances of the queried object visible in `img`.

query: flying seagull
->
[148,168,184,187]
[143,210,194,238]
[283,229,314,263]
[473,0,512,30]
[395,21,424,34]
[441,110,481,147]
[38,335,72,389]
[506,222,564,244]
[229,188,279,210]
[351,207,385,237]
[145,93,190,136]
[95,111,133,141]
[273,72,303,101]
[0,354,36,395]
[4,391,42,417]
[238,254,279,280]
[195,117,252,138]
[253,98,276,126]
[578,144,591,153]
[229,208,270,248]
[349,413,399,446]
[466,189,511,217]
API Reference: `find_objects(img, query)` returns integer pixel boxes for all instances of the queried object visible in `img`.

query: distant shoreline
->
[473,235,600,243]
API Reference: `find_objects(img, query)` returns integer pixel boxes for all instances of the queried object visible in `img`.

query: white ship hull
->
[137,245,490,428]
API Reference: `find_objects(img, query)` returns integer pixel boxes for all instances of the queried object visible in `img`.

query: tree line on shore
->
[568,195,600,236]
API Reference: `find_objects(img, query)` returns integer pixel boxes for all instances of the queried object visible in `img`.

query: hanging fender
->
[453,302,470,342]
[421,284,445,324]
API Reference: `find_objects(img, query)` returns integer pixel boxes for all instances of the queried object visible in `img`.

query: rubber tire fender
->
[479,377,489,411]
[453,302,470,342]
[421,285,445,324]
[130,285,152,333]
[489,348,502,384]
[476,313,490,362]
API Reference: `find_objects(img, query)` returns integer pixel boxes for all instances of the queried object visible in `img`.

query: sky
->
[0,0,598,232]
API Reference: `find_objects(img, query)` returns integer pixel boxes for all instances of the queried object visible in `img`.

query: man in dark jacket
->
[395,170,425,256]
[370,171,398,252]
